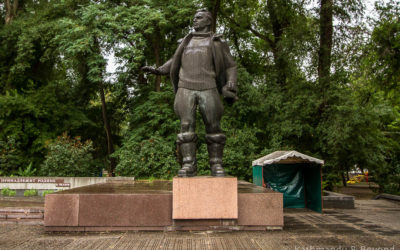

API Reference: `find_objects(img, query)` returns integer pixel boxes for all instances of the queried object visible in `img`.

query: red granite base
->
[44,180,283,231]
[173,176,238,219]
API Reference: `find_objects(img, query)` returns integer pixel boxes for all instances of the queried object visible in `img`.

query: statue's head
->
[193,8,213,32]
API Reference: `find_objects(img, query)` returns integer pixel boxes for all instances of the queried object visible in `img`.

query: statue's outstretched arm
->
[141,58,172,75]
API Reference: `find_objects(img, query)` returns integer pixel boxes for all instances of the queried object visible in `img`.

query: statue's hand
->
[222,82,238,104]
[141,66,161,75]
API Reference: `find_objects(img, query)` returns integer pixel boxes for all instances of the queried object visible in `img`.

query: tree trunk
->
[211,0,221,33]
[153,32,161,92]
[5,0,11,24]
[267,0,289,87]
[99,84,116,176]
[341,172,347,187]
[5,0,19,24]
[318,0,333,90]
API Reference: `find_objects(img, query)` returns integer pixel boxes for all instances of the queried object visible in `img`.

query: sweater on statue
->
[178,33,217,91]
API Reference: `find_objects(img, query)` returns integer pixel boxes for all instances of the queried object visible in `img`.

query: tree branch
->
[220,11,274,47]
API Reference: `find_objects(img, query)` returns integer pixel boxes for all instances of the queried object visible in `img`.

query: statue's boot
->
[177,132,197,177]
[206,134,226,177]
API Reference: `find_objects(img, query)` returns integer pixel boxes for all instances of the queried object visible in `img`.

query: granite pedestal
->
[45,178,283,231]
[173,176,237,219]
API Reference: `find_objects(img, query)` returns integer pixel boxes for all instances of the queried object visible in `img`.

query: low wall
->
[323,191,355,209]
[374,193,400,202]
[0,177,135,196]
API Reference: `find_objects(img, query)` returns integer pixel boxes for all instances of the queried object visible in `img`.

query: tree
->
[352,0,400,194]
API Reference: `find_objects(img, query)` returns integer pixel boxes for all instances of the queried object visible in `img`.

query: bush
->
[24,189,38,197]
[1,187,16,196]
[373,161,400,195]
[42,190,55,196]
[115,135,179,178]
[41,132,98,177]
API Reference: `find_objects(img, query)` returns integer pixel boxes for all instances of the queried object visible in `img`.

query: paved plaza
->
[0,199,399,249]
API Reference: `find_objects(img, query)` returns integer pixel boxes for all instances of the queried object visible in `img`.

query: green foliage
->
[42,190,55,196]
[115,134,179,178]
[115,85,180,178]
[41,133,98,177]
[16,162,37,177]
[0,80,93,175]
[351,0,400,194]
[0,136,25,176]
[23,189,38,197]
[1,188,16,197]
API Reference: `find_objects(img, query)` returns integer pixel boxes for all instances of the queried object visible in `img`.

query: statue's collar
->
[191,32,213,37]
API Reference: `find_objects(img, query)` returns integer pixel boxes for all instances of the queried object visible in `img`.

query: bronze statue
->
[142,9,237,177]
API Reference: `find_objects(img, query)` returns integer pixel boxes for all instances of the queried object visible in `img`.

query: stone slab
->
[78,194,172,226]
[7,214,43,219]
[173,219,237,227]
[238,192,283,226]
[173,176,238,219]
[323,191,355,209]
[44,194,79,226]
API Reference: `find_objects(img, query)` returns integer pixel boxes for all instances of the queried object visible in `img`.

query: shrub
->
[23,189,38,197]
[16,162,37,177]
[42,190,55,196]
[115,135,179,179]
[41,132,97,177]
[1,187,16,196]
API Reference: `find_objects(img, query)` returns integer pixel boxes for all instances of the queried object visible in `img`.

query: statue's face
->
[193,12,211,31]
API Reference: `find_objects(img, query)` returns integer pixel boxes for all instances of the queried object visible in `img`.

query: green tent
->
[252,151,323,213]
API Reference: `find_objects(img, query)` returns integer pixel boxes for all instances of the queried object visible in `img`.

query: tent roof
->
[252,150,324,166]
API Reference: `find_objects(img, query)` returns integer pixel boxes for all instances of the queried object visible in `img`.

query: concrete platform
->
[2,200,399,249]
[44,179,283,231]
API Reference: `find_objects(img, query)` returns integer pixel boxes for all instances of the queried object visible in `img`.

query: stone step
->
[0,219,44,225]
[0,207,44,223]
[0,207,44,213]
[5,214,43,219]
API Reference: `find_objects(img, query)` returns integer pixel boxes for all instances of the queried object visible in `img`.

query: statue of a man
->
[142,8,237,177]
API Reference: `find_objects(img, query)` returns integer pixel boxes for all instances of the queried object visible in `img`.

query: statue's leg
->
[174,88,197,177]
[198,88,226,176]
[176,132,197,177]
[205,134,226,176]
